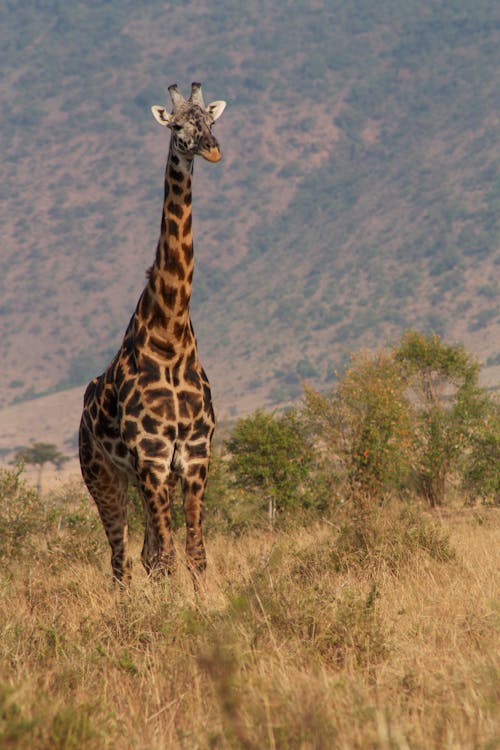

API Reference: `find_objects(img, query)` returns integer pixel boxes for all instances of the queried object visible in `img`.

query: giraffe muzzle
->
[199,145,221,162]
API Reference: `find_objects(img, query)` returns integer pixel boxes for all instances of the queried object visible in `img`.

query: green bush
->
[225,409,314,528]
[203,454,258,535]
[0,463,41,560]
[395,331,487,506]
[303,351,413,497]
[0,466,105,568]
[301,332,495,507]
[462,397,500,504]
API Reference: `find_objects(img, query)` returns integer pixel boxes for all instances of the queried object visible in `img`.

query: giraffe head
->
[152,82,226,162]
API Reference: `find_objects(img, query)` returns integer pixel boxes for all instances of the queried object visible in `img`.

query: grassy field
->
[0,471,498,749]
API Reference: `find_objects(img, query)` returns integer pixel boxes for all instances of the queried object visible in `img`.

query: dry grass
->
[0,478,498,749]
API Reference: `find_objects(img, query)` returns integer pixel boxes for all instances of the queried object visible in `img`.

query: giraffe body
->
[79,83,226,584]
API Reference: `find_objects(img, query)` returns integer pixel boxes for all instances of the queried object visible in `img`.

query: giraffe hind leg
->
[139,470,178,577]
[182,464,209,580]
[79,425,131,585]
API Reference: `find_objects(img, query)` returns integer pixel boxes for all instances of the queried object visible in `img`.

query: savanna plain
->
[0,467,498,749]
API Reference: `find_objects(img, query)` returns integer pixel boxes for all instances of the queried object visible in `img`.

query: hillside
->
[1,0,499,456]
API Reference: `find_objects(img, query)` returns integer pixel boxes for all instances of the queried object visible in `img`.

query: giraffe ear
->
[151,106,173,127]
[206,100,226,122]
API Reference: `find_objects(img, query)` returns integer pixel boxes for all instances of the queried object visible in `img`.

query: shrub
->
[0,463,41,560]
[225,409,314,528]
[203,454,260,535]
[291,497,454,580]
[462,396,500,505]
[41,481,105,568]
[395,331,487,506]
[0,466,105,569]
[332,498,455,572]
[303,351,413,497]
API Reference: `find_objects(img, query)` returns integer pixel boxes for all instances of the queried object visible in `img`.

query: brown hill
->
[1,0,498,460]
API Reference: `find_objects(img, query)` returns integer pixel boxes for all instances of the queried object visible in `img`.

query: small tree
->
[394,331,486,506]
[225,410,313,528]
[304,351,413,498]
[14,442,69,495]
[462,396,500,505]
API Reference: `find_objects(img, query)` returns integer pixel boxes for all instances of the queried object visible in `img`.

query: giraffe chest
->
[87,362,214,479]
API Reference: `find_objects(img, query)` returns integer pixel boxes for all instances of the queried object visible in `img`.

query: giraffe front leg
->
[182,466,209,582]
[94,496,132,586]
[139,469,177,577]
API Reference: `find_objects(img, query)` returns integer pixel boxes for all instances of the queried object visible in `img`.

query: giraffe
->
[78,82,226,586]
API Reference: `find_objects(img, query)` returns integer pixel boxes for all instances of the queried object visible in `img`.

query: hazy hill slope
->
[1,0,499,427]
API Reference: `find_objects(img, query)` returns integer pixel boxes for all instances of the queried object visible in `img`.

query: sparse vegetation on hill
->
[1,0,499,413]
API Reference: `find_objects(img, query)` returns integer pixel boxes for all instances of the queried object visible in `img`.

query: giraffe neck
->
[132,145,197,362]
[154,146,195,318]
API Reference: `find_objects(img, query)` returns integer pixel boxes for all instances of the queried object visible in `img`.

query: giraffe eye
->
[171,124,182,132]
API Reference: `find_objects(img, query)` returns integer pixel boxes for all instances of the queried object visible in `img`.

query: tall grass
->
[0,467,498,749]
